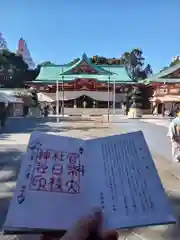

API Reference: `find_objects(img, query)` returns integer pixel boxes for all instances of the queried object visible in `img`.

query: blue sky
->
[0,0,179,73]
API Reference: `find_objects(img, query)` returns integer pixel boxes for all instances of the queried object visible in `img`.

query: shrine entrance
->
[76,95,94,108]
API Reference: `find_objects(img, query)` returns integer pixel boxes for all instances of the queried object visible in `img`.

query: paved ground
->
[0,116,180,240]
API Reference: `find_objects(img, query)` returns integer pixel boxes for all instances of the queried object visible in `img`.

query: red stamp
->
[30,175,48,191]
[29,149,84,194]
[52,163,63,176]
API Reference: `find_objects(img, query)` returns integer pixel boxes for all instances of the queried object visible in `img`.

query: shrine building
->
[143,63,180,114]
[26,53,141,108]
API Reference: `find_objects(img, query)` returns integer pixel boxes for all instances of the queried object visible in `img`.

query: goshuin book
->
[3,131,176,234]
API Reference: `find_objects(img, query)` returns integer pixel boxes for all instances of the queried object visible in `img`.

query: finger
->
[102,231,118,240]
[91,210,103,232]
[62,210,102,240]
[41,235,52,240]
[41,231,65,240]
[73,210,102,236]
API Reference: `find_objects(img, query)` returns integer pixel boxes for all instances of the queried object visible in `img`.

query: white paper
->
[4,131,175,232]
[4,131,91,231]
[85,131,176,229]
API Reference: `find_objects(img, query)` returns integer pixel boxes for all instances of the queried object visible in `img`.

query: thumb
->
[61,210,102,240]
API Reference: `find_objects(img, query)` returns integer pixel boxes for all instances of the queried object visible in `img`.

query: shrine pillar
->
[83,100,87,108]
[93,100,96,108]
[73,99,77,108]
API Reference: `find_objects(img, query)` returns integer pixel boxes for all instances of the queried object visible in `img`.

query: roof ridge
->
[61,53,114,76]
[146,62,180,81]
[41,64,70,67]
[97,64,125,68]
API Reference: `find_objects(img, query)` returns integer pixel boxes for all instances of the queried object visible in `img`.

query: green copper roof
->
[35,53,134,84]
[142,63,180,84]
[61,53,113,76]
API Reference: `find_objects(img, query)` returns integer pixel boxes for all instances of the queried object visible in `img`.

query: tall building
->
[17,38,35,69]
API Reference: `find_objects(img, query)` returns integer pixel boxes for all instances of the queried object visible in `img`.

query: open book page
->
[85,131,176,230]
[4,131,90,232]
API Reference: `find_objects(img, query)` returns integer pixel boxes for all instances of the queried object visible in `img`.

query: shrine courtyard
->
[0,117,179,240]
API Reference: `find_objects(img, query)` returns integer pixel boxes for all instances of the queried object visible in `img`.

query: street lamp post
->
[56,75,59,123]
[107,74,110,122]
[62,68,64,117]
[113,77,116,116]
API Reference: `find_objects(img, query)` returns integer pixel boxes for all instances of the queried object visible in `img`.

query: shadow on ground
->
[163,194,180,240]
[0,149,23,184]
[0,196,12,230]
[0,118,109,141]
[0,149,23,230]
[1,118,69,134]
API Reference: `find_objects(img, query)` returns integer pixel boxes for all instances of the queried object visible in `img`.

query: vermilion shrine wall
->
[26,79,137,94]
[152,83,180,96]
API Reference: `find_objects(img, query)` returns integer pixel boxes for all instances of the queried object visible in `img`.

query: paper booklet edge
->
[3,218,176,235]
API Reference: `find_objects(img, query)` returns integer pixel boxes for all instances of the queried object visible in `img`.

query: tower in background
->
[17,38,35,69]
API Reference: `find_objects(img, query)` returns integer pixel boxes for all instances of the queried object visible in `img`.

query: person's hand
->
[42,210,118,240]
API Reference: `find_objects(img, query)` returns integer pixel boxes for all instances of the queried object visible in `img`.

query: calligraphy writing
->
[31,175,47,191]
[65,179,79,193]
[52,164,63,176]
[36,162,48,174]
[28,139,42,151]
[101,138,156,217]
[29,149,84,194]
[100,192,105,210]
[17,186,26,204]
[25,164,32,179]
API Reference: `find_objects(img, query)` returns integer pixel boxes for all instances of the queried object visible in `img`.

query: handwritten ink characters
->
[65,152,85,194]
[17,186,26,204]
[17,141,41,205]
[65,179,80,193]
[79,147,84,155]
[30,175,48,191]
[28,139,42,151]
[49,163,64,193]
[100,192,105,210]
[25,164,32,180]
[29,149,85,194]
[29,148,51,192]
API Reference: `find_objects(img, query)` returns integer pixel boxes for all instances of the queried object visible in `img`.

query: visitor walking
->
[168,110,180,162]
[43,102,49,117]
[53,105,56,115]
[23,105,29,117]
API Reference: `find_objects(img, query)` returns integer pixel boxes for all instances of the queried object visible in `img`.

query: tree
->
[121,49,153,81]
[160,56,180,72]
[170,56,180,67]
[67,52,152,67]
[0,49,39,88]
[13,88,36,107]
[123,90,131,115]
[68,58,80,65]
[129,86,142,108]
[38,61,55,67]
[121,49,153,110]
[91,56,122,65]
[120,52,130,65]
